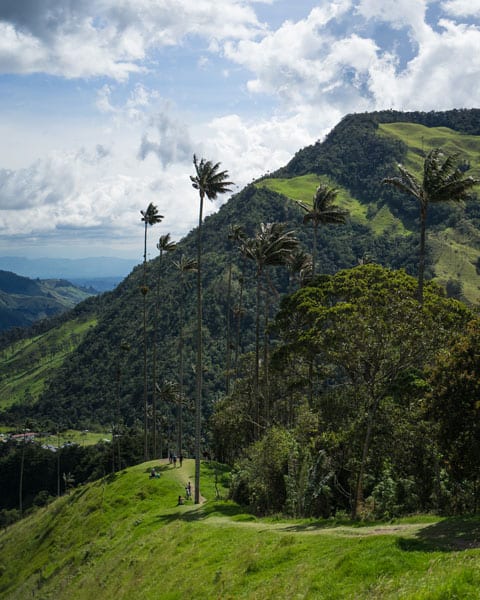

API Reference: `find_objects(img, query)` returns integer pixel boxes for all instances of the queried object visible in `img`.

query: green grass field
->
[1,459,479,599]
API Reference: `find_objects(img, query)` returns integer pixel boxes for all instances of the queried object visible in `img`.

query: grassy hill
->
[0,459,479,599]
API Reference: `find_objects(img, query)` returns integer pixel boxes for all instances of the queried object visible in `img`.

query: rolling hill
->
[0,459,479,599]
[1,108,480,431]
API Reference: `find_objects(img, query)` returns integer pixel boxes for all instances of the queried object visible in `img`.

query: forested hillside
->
[1,108,480,519]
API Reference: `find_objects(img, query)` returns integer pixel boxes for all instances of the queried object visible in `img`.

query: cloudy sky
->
[1,0,479,261]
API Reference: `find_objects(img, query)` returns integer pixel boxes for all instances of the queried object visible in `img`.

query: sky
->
[0,0,480,261]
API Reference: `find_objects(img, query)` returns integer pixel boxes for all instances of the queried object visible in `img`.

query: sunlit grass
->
[1,459,480,599]
[256,174,370,224]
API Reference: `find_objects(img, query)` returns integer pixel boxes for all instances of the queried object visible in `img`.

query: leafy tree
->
[296,184,348,276]
[274,265,473,518]
[140,203,163,460]
[383,148,479,304]
[190,155,233,503]
[427,319,480,512]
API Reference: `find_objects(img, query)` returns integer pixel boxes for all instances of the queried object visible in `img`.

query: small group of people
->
[177,481,192,506]
[168,451,184,468]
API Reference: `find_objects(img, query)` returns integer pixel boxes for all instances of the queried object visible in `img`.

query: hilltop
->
[0,459,479,599]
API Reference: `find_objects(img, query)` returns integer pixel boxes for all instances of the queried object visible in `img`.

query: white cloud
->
[441,0,480,18]
[0,0,265,80]
[2,0,480,260]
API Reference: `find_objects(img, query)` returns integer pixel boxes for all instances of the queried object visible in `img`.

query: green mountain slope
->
[2,108,480,430]
[1,460,479,599]
[264,118,480,302]
[0,270,94,331]
[0,314,97,409]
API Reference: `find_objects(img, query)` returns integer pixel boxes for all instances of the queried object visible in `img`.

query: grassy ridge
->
[259,123,480,303]
[378,122,480,180]
[0,316,97,408]
[1,459,479,599]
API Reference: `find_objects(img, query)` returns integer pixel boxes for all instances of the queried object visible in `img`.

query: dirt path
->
[204,516,433,538]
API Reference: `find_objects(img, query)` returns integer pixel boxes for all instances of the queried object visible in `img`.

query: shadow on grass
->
[398,516,480,553]
[153,506,208,525]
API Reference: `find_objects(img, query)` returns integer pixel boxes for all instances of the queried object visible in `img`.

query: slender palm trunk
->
[263,274,272,427]
[152,249,164,459]
[143,222,149,461]
[234,276,244,380]
[418,204,427,306]
[19,429,26,517]
[312,224,318,277]
[352,394,382,519]
[195,191,204,504]
[254,267,261,440]
[225,262,232,395]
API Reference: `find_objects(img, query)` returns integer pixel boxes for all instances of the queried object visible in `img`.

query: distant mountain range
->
[0,270,95,331]
[0,256,138,291]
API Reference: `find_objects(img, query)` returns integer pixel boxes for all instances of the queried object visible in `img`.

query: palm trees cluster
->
[134,145,477,504]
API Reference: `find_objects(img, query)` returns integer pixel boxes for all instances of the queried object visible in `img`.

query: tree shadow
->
[153,506,207,525]
[398,517,480,552]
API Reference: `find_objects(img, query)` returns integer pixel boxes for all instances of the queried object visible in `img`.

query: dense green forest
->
[1,109,480,520]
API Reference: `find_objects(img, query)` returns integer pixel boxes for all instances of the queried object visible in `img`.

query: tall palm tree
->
[190,155,233,503]
[383,148,479,304]
[286,248,313,290]
[297,184,348,276]
[240,223,299,435]
[173,254,197,458]
[225,225,245,395]
[140,203,163,461]
[152,233,176,458]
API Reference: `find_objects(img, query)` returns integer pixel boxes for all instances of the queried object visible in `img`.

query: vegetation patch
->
[379,122,480,181]
[256,174,369,225]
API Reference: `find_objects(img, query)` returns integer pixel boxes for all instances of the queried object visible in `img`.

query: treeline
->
[0,431,144,524]
[212,266,480,519]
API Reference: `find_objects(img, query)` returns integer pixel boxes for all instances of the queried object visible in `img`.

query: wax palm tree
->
[152,233,176,458]
[140,203,163,461]
[240,223,299,435]
[173,254,197,457]
[286,248,313,290]
[190,155,233,503]
[225,225,245,395]
[297,184,348,276]
[383,148,479,304]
